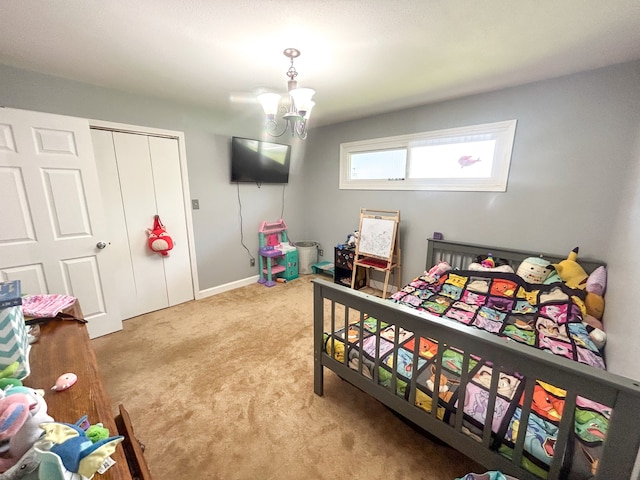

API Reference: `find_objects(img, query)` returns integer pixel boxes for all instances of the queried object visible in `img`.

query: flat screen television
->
[230,136,291,184]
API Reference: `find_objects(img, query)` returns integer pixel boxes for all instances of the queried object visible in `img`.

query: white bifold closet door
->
[91,129,193,321]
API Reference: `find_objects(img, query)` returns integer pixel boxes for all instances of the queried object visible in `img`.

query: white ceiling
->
[2,1,640,126]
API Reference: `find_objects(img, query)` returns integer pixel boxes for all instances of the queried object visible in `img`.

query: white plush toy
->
[516,257,553,284]
[0,387,53,474]
[346,231,359,247]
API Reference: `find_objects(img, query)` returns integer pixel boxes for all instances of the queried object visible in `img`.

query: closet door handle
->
[96,241,107,249]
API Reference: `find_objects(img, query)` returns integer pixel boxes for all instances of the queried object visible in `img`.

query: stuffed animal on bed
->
[516,257,553,284]
[426,261,451,279]
[551,247,588,289]
[583,314,606,349]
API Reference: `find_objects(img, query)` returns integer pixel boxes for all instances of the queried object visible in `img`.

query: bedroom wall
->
[606,120,640,380]
[0,63,309,293]
[302,60,640,379]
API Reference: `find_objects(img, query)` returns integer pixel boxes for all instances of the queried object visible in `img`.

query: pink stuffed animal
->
[147,215,174,256]
[427,261,451,279]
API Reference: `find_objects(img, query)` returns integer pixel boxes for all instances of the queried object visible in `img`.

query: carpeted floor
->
[92,274,482,479]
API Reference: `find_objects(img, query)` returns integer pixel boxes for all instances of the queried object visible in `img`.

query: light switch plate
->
[192,199,200,210]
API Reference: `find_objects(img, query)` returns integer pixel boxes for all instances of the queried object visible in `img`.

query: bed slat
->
[547,390,577,478]
[512,377,536,467]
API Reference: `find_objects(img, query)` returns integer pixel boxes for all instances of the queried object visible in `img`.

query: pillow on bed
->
[468,262,514,273]
[586,266,607,296]
[468,254,514,273]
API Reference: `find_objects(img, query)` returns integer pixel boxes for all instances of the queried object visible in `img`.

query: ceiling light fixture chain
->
[257,48,315,140]
[285,47,299,83]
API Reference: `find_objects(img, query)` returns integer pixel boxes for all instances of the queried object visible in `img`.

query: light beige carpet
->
[93,275,482,479]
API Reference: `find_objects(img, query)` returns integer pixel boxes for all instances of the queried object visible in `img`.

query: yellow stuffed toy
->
[552,247,588,289]
[585,292,605,319]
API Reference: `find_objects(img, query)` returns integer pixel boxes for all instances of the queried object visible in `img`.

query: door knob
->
[96,241,107,249]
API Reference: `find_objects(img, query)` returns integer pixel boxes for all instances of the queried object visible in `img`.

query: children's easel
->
[351,208,401,299]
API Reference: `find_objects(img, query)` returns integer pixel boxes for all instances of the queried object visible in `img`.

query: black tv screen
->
[230,136,291,184]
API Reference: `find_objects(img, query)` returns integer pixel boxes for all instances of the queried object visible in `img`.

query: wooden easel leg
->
[382,270,390,299]
[350,264,357,289]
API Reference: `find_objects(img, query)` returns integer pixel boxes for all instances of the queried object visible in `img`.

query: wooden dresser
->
[24,317,148,480]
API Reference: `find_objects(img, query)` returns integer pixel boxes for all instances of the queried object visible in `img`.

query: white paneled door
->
[0,107,121,338]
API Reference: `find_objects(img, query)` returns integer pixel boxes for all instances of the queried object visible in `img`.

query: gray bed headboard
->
[426,238,606,274]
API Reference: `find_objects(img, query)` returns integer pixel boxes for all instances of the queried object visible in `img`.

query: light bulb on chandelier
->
[257,48,316,139]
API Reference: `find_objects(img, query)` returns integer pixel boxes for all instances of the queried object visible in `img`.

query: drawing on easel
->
[358,217,395,259]
[351,208,401,299]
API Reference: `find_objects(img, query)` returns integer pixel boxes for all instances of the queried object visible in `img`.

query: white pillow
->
[468,262,514,274]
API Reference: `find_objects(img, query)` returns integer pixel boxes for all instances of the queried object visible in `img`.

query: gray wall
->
[2,60,639,378]
[0,63,308,291]
[303,60,640,379]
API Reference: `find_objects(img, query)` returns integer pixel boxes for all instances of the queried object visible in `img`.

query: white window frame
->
[339,119,517,191]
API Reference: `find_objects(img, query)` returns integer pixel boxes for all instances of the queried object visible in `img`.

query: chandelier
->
[257,48,316,139]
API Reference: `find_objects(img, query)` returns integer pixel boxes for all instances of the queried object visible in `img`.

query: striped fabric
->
[22,294,76,318]
[0,305,30,379]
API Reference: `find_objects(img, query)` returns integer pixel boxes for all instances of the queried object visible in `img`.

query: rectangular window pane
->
[409,140,496,179]
[350,149,407,180]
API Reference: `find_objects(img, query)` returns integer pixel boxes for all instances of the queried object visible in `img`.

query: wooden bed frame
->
[313,238,640,480]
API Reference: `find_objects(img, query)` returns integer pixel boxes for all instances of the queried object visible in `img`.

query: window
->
[339,120,517,191]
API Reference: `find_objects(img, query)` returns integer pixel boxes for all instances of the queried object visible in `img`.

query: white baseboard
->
[196,275,396,300]
[196,275,260,299]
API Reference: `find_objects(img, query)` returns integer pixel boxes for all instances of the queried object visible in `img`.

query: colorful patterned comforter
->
[391,271,605,369]
[323,271,609,479]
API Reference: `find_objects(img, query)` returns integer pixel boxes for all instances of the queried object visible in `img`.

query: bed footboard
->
[313,278,640,480]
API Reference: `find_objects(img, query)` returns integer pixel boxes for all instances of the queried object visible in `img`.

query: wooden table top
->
[24,319,133,480]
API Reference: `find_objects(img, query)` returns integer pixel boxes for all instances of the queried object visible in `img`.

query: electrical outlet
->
[250,258,255,267]
[318,249,324,257]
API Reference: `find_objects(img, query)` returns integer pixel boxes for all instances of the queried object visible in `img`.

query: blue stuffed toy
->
[38,416,123,479]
